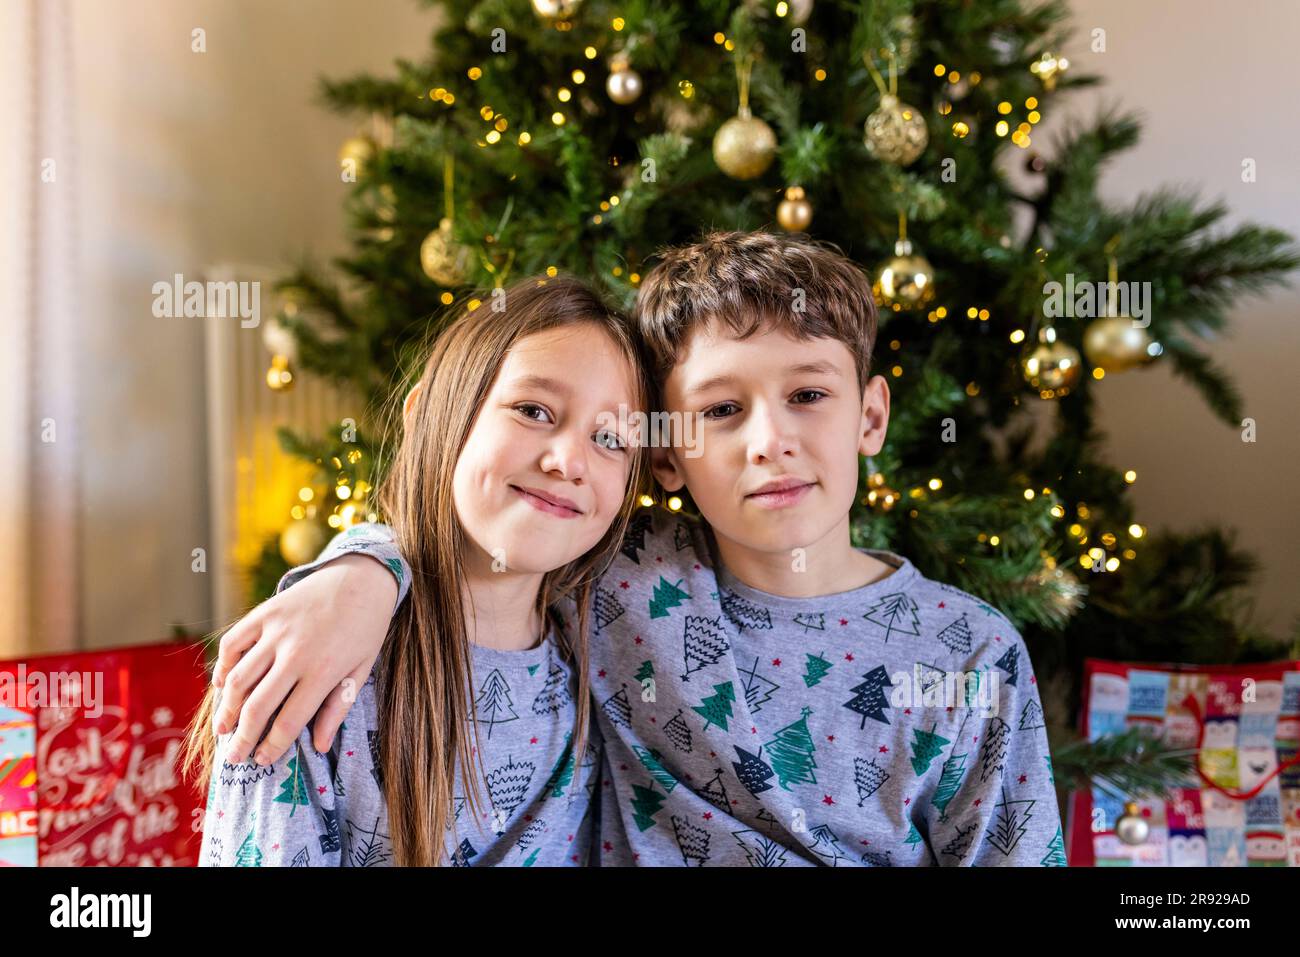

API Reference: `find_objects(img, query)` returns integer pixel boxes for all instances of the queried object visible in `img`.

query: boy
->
[215,231,1064,866]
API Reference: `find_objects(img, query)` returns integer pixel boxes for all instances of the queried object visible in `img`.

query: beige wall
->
[65,0,1297,647]
[1044,0,1299,636]
[70,0,431,647]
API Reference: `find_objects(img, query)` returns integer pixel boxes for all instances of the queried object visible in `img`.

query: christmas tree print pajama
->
[286,514,1065,866]
[199,529,600,866]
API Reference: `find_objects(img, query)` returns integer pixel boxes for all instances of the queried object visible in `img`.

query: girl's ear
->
[402,382,424,430]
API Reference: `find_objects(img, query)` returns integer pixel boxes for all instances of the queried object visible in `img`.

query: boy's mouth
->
[744,477,816,509]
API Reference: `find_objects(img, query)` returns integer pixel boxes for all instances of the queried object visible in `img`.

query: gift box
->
[1066,658,1300,867]
[0,641,208,866]
[0,706,38,867]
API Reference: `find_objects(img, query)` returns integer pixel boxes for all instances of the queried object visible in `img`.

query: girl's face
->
[452,322,640,577]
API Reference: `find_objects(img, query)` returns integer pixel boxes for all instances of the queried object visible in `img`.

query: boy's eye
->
[702,401,739,420]
[594,429,627,452]
[514,402,553,423]
[792,390,828,404]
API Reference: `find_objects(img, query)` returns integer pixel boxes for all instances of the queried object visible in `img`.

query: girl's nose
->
[540,430,588,482]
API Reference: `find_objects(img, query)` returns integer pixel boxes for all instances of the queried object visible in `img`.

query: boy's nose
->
[745,407,798,464]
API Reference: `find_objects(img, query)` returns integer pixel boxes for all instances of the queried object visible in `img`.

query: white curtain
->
[0,0,81,656]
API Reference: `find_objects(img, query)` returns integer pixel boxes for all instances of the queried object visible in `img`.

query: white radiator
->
[202,263,359,628]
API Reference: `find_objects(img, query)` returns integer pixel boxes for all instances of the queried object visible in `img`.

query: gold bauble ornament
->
[279,517,328,566]
[420,217,472,286]
[713,107,777,180]
[864,94,928,166]
[1083,316,1155,373]
[1021,327,1082,398]
[777,186,813,232]
[1115,801,1150,846]
[338,135,375,178]
[531,0,582,19]
[874,239,935,310]
[265,355,294,392]
[606,57,644,105]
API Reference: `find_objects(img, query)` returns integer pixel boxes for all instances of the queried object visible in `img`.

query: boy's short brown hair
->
[634,229,878,392]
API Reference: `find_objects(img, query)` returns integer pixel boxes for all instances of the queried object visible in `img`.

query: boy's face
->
[655,319,889,556]
[651,318,889,556]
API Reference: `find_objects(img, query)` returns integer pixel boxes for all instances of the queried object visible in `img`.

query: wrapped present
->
[1066,658,1300,867]
[0,706,38,866]
[0,642,208,866]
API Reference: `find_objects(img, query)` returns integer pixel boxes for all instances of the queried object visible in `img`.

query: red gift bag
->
[1066,658,1300,867]
[0,641,209,866]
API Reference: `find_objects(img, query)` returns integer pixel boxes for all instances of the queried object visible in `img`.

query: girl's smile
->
[511,484,584,517]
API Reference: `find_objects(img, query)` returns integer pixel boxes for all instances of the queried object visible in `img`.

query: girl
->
[183,275,650,866]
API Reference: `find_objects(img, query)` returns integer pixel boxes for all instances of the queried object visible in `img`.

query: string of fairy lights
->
[269,2,1143,579]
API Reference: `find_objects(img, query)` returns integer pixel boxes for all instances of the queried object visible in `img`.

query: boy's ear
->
[402,382,424,430]
[649,445,686,492]
[858,374,890,457]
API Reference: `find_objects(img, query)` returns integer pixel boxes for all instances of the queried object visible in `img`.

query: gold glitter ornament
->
[776,186,813,232]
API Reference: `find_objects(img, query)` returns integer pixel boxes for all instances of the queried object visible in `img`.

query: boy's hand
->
[212,554,397,766]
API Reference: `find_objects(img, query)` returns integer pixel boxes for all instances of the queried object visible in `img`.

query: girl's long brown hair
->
[184,275,651,865]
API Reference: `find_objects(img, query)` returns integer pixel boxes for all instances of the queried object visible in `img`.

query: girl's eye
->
[514,403,553,423]
[792,390,827,405]
[703,402,739,420]
[594,429,627,452]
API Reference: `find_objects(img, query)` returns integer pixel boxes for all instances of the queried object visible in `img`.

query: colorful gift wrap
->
[0,642,208,866]
[0,706,38,867]
[1066,658,1300,867]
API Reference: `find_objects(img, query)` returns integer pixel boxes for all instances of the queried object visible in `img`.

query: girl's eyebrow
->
[507,374,571,396]
[509,373,632,417]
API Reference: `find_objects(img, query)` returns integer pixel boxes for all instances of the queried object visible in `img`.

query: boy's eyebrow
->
[788,360,842,377]
[682,360,843,398]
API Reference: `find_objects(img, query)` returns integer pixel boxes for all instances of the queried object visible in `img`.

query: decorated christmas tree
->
[254,0,1298,800]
